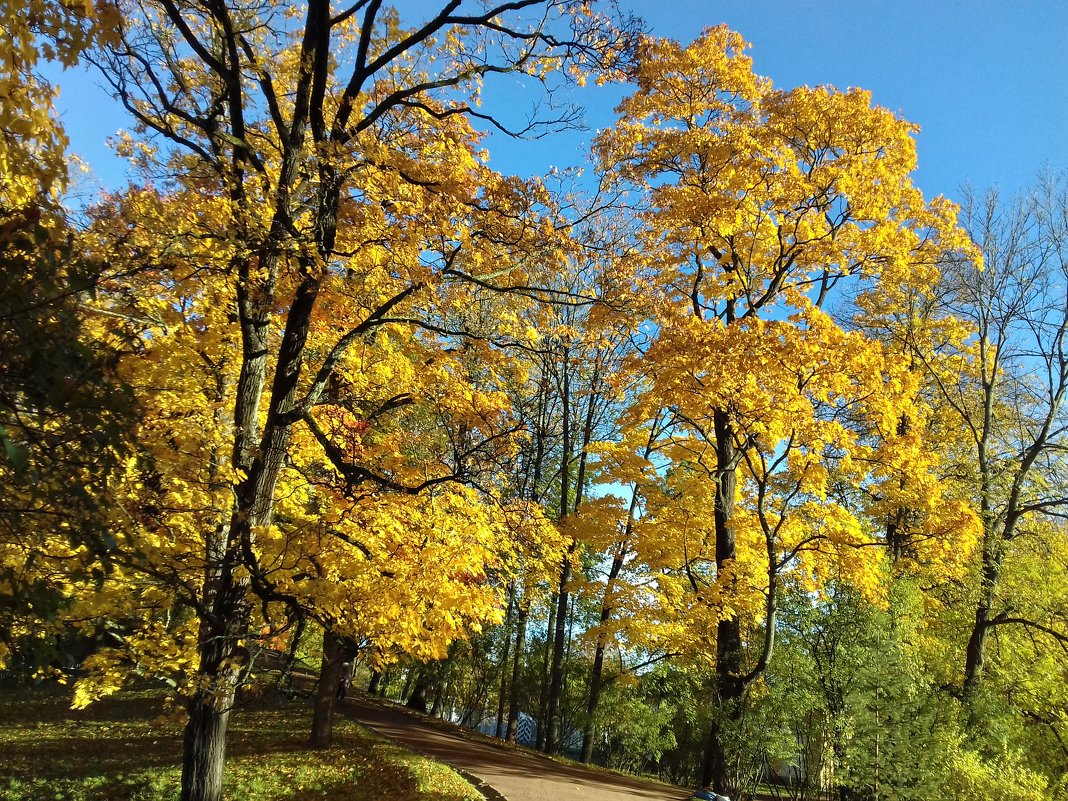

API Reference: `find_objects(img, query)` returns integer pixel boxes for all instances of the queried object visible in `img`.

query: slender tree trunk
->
[379,669,394,698]
[430,677,447,718]
[545,558,571,754]
[580,552,623,762]
[526,363,547,749]
[964,418,1003,696]
[367,670,381,695]
[536,596,556,750]
[561,592,578,744]
[506,602,528,741]
[546,347,572,754]
[579,426,656,763]
[571,356,600,517]
[495,586,515,737]
[964,540,1003,694]
[529,359,548,503]
[885,415,912,564]
[555,350,598,760]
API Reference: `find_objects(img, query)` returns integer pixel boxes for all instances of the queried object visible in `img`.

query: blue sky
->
[47,1,1067,204]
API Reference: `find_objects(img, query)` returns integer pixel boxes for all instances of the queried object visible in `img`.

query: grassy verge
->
[0,687,483,801]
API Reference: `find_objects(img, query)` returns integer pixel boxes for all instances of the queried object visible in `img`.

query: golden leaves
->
[590,22,983,661]
[597,25,975,322]
[0,0,120,205]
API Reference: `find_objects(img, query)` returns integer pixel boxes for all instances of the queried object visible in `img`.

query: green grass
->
[0,688,483,801]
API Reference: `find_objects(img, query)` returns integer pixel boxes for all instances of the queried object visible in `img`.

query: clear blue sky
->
[48,1,1068,204]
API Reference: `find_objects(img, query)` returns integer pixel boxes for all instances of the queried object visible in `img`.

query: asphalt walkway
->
[343,696,691,801]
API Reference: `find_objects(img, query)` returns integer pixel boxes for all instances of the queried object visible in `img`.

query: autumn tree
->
[70,3,637,800]
[595,26,976,793]
[542,240,636,754]
[0,206,136,673]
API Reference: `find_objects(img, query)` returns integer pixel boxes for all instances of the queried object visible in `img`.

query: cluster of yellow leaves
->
[597,26,974,323]
[0,0,120,205]
[264,485,563,664]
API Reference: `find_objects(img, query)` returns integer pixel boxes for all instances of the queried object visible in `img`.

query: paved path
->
[343,696,690,801]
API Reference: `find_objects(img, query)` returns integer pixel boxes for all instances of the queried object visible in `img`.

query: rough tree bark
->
[310,631,356,748]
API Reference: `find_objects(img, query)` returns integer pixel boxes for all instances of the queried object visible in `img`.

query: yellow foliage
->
[590,24,981,663]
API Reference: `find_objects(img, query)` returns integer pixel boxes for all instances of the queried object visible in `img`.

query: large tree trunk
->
[702,407,742,794]
[180,691,231,801]
[178,278,271,801]
[181,514,255,801]
[309,631,351,748]
[180,578,250,801]
[180,249,322,799]
[406,669,432,713]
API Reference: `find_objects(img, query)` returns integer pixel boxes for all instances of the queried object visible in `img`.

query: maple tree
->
[594,26,978,793]
[52,2,638,800]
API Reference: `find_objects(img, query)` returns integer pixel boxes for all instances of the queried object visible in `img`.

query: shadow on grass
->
[0,686,480,801]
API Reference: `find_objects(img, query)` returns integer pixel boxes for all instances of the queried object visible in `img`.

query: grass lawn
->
[0,687,483,801]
